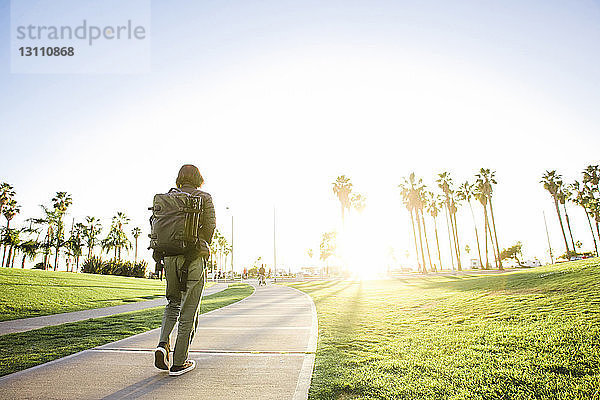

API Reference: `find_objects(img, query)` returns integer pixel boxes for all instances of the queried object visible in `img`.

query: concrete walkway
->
[0,283,228,336]
[0,284,318,400]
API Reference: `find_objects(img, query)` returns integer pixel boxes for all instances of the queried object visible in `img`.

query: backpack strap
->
[178,249,200,292]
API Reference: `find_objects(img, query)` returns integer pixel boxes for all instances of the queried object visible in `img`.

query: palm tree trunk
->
[2,220,11,267]
[134,238,138,262]
[486,219,499,269]
[409,209,421,273]
[483,204,490,269]
[7,245,13,268]
[415,209,427,273]
[11,249,17,268]
[421,210,434,272]
[451,211,462,271]
[433,217,442,270]
[554,198,571,255]
[488,200,502,270]
[562,203,577,253]
[444,206,456,270]
[596,220,600,256]
[21,254,26,268]
[582,208,598,256]
[468,201,484,269]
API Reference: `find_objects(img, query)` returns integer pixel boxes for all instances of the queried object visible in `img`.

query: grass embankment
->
[0,283,253,377]
[0,268,211,321]
[290,260,600,400]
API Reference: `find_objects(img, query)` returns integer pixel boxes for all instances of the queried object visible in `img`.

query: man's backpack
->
[149,188,204,257]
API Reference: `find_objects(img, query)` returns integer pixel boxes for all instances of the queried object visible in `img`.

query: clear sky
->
[1,0,600,271]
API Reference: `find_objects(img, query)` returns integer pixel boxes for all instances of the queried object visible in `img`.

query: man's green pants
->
[159,255,206,366]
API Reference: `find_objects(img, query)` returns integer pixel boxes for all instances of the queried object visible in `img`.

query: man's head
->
[176,164,204,188]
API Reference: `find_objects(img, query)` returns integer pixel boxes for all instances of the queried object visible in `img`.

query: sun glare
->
[338,212,389,280]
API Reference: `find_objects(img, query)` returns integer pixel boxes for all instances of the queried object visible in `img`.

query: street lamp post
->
[226,206,234,279]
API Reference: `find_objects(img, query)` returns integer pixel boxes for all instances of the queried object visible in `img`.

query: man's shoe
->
[169,360,196,376]
[154,342,170,370]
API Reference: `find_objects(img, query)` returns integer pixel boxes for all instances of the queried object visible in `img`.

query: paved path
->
[0,283,228,336]
[0,284,318,400]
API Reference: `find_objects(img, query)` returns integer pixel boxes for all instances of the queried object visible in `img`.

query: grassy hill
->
[0,268,167,321]
[290,259,600,400]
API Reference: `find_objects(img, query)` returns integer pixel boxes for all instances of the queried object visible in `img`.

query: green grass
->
[0,283,253,377]
[0,268,208,321]
[289,260,600,400]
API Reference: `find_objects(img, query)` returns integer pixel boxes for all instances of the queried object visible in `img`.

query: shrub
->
[33,262,47,270]
[81,257,147,278]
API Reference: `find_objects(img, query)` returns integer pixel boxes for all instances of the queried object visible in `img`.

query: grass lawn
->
[0,268,211,321]
[0,283,253,377]
[289,259,600,400]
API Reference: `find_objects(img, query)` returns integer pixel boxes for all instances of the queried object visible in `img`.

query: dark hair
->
[176,164,204,188]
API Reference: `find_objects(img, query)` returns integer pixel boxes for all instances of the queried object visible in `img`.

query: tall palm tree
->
[399,173,427,273]
[68,222,85,271]
[103,212,131,260]
[571,181,598,255]
[0,183,15,218]
[83,216,102,258]
[557,184,577,253]
[437,172,461,270]
[2,200,20,267]
[456,181,484,269]
[476,169,502,270]
[582,165,600,251]
[541,171,571,256]
[426,195,444,270]
[131,227,142,262]
[421,190,436,272]
[473,182,492,269]
[332,175,353,225]
[51,192,72,270]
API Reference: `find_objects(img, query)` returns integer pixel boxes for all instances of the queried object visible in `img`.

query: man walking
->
[153,164,216,376]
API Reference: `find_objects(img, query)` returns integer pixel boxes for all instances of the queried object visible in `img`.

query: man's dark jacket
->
[180,184,216,257]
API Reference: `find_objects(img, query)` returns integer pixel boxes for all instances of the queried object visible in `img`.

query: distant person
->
[258,264,266,286]
[150,164,215,376]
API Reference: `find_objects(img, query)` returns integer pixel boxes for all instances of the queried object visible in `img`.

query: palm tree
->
[51,192,73,270]
[18,239,39,269]
[541,171,571,256]
[474,181,491,269]
[399,173,427,273]
[4,228,20,268]
[582,165,600,251]
[421,190,436,272]
[0,183,15,218]
[103,212,131,260]
[132,227,142,262]
[426,195,444,271]
[332,175,353,225]
[476,169,502,270]
[437,172,461,270]
[571,181,598,255]
[319,231,336,275]
[2,200,21,267]
[557,184,577,253]
[83,216,102,258]
[456,181,484,269]
[351,193,367,213]
[65,222,85,271]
